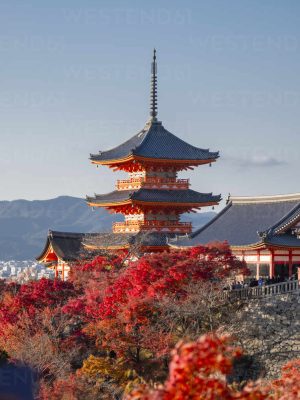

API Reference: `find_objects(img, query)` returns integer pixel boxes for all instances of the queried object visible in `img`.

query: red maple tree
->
[125,334,270,400]
[63,244,246,371]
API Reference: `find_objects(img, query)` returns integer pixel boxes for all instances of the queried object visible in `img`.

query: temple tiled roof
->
[90,120,219,163]
[132,231,173,247]
[83,231,173,250]
[36,230,95,262]
[87,189,221,206]
[263,234,300,248]
[266,203,300,235]
[83,232,133,249]
[37,230,172,261]
[171,193,300,248]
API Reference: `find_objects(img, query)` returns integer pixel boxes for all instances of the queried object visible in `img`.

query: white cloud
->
[226,155,288,168]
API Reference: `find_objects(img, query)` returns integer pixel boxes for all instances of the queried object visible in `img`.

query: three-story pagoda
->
[86,50,221,251]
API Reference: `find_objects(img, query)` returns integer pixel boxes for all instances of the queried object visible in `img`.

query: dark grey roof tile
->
[87,189,221,205]
[36,230,90,261]
[264,234,300,248]
[90,121,218,162]
[173,197,300,247]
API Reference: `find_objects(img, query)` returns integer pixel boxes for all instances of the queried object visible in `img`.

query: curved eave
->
[232,240,300,250]
[173,241,300,251]
[265,243,300,250]
[87,199,132,207]
[171,241,263,250]
[36,238,51,261]
[173,238,300,251]
[90,154,134,165]
[83,243,130,250]
[36,240,57,262]
[141,245,169,252]
[87,199,219,208]
[90,154,218,166]
[231,242,264,250]
[36,239,63,263]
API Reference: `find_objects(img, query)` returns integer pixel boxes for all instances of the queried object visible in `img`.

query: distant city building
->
[0,260,53,282]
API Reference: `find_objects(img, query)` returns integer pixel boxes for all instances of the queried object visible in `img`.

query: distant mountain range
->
[0,196,215,261]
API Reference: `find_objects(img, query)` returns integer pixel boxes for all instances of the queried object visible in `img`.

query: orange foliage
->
[272,359,300,400]
[125,334,269,400]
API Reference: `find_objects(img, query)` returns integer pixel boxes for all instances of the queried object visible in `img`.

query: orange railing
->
[116,178,144,190]
[116,177,190,190]
[113,220,192,234]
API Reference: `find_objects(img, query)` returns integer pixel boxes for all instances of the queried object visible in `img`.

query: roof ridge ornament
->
[150,48,158,122]
[226,193,231,205]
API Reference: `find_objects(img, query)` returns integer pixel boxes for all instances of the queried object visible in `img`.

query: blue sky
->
[1,0,300,208]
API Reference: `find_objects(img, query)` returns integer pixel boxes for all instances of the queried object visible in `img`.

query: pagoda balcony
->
[116,177,190,191]
[113,220,192,234]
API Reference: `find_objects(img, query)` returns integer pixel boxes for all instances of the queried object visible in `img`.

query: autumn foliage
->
[0,278,75,327]
[0,244,299,399]
[125,334,270,400]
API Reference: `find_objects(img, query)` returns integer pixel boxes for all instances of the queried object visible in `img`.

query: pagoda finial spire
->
[150,48,158,121]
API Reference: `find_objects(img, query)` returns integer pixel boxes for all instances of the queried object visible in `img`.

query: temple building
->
[36,230,100,280]
[36,231,86,280]
[171,193,300,280]
[84,49,221,252]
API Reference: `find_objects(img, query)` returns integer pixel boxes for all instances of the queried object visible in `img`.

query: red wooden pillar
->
[62,263,65,281]
[242,250,245,261]
[288,250,293,278]
[270,249,275,278]
[257,250,260,279]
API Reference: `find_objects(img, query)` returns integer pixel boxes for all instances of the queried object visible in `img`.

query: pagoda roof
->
[90,120,219,164]
[87,188,221,207]
[171,193,300,248]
